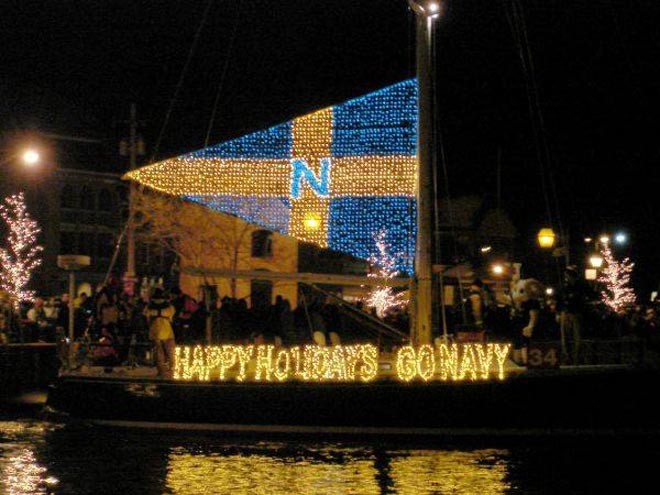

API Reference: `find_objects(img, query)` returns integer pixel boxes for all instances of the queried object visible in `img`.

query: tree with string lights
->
[598,243,635,313]
[365,230,408,318]
[0,192,43,310]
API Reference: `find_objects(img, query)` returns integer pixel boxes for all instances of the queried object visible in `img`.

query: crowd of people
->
[459,267,660,365]
[1,269,658,372]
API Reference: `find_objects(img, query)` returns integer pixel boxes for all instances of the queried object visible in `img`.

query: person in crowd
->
[43,297,59,322]
[27,298,46,323]
[465,278,486,329]
[55,293,70,336]
[510,279,543,365]
[557,266,589,364]
[170,287,199,343]
[100,296,120,333]
[93,325,118,366]
[26,298,49,342]
[144,288,176,377]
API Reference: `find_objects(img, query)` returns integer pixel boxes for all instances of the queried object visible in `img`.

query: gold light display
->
[125,79,419,271]
[173,343,511,383]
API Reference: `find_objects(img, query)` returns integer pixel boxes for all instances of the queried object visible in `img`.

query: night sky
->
[1,0,658,294]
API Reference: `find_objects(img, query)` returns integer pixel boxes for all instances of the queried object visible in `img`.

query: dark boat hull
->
[47,366,660,435]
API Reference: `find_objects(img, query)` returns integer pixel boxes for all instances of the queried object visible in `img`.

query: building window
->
[60,184,78,209]
[98,188,115,212]
[78,232,94,256]
[97,233,115,258]
[59,231,77,253]
[251,230,273,258]
[79,186,95,210]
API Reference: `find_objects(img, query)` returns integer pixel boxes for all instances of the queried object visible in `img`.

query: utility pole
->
[409,1,442,345]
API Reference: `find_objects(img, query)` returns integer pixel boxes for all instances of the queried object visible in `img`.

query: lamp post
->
[408,0,443,345]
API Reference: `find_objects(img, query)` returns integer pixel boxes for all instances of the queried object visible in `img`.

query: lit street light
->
[589,253,604,269]
[491,263,505,276]
[599,235,610,245]
[614,232,627,245]
[21,148,40,165]
[0,147,41,167]
[537,228,556,249]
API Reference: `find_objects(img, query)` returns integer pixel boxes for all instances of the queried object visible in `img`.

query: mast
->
[409,1,442,344]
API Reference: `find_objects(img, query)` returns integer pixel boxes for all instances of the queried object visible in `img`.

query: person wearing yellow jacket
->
[144,288,176,377]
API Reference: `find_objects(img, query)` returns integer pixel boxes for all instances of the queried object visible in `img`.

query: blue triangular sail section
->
[332,79,417,157]
[187,121,292,160]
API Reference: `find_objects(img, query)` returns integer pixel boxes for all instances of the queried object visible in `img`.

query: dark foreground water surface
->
[2,417,659,494]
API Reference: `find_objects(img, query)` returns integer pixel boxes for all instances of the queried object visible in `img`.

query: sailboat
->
[46,1,659,435]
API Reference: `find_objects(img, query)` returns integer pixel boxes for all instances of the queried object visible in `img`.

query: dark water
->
[1,417,659,494]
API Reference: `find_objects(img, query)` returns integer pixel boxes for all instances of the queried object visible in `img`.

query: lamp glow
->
[537,228,556,249]
[599,235,610,245]
[303,214,320,230]
[21,149,40,165]
[615,233,627,245]
[491,263,504,276]
[589,253,604,269]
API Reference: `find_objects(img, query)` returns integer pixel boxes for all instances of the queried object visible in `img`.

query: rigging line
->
[438,129,466,324]
[509,0,563,281]
[502,0,553,230]
[204,0,244,148]
[514,0,565,240]
[429,17,448,339]
[150,0,214,163]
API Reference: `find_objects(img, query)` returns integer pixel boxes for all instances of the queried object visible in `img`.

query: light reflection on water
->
[1,418,659,494]
[165,446,509,494]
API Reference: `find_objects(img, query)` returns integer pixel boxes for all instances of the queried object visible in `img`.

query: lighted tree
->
[598,244,635,313]
[365,230,407,318]
[0,192,43,310]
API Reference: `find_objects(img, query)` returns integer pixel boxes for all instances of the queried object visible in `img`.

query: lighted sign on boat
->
[173,343,512,383]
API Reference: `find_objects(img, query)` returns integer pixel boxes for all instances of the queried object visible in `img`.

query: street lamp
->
[491,263,505,276]
[599,235,610,245]
[21,148,40,166]
[589,253,604,269]
[0,147,41,167]
[537,228,556,249]
[408,0,444,17]
[614,232,627,245]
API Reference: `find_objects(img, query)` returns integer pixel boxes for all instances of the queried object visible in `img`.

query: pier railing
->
[531,338,646,366]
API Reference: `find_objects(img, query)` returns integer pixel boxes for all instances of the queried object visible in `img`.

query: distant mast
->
[408,1,442,345]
